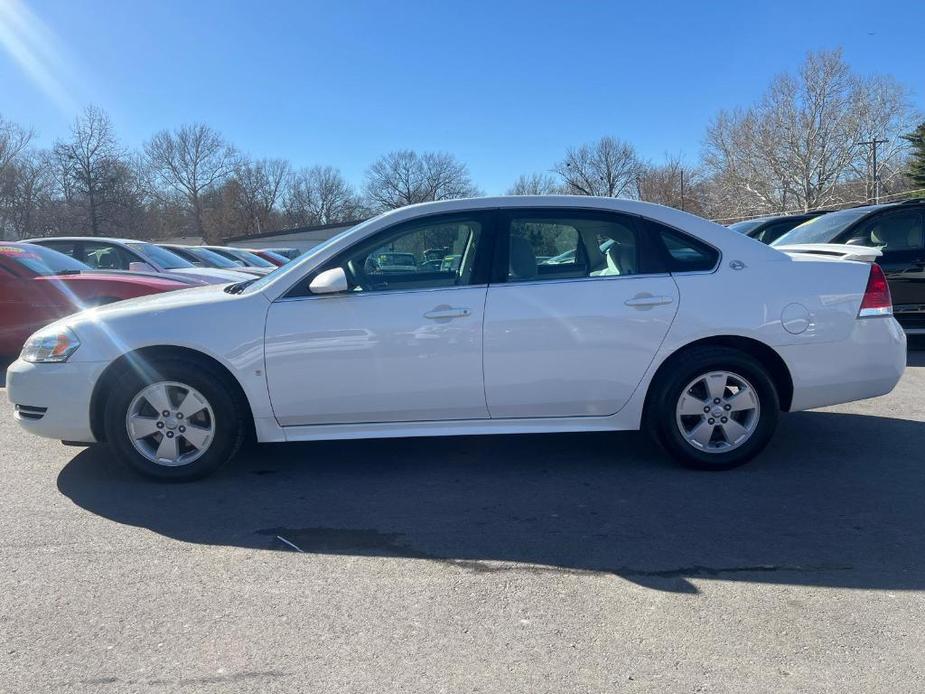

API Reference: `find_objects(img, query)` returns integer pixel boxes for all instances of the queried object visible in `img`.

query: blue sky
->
[1,0,923,194]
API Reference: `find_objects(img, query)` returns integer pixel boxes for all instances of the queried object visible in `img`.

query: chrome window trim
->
[492,272,673,289]
[273,283,489,304]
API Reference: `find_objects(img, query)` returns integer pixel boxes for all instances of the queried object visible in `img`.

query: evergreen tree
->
[902,122,925,189]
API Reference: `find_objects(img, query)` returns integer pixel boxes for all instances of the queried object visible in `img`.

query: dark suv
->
[728,211,828,244]
[773,199,925,333]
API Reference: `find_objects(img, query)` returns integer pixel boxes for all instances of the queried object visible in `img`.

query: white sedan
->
[7,197,906,480]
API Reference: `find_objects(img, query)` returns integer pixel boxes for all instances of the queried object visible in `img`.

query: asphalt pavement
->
[1,348,924,692]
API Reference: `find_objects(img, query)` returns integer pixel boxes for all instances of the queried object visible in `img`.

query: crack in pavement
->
[259,527,853,579]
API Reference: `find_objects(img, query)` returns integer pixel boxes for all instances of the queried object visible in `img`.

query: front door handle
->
[424,306,472,320]
[624,294,674,308]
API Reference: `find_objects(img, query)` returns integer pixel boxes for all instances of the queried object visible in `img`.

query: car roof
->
[30,237,144,244]
[751,210,828,224]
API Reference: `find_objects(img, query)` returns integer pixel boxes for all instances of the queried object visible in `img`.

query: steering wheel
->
[341,256,381,292]
[364,256,381,274]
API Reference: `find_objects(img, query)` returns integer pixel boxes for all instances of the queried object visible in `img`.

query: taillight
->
[858,263,892,318]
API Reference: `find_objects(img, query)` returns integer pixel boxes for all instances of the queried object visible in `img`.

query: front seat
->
[509,236,537,280]
[97,254,115,269]
[871,218,921,250]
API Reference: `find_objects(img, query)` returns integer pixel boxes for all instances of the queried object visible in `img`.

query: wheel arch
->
[644,335,794,416]
[89,345,256,443]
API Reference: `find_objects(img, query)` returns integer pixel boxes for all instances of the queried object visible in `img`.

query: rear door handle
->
[424,307,471,320]
[624,295,674,308]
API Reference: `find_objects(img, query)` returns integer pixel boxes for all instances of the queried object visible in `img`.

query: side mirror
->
[309,267,348,295]
[128,261,155,273]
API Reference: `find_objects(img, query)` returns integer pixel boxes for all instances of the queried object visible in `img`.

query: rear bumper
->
[781,317,906,412]
[6,359,106,443]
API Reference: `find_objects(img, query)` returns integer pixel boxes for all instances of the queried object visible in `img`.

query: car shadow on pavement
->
[57,407,925,594]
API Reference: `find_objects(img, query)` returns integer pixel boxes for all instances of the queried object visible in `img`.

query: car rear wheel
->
[103,359,246,480]
[648,347,779,470]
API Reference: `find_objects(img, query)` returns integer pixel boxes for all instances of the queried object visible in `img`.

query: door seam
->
[480,286,492,418]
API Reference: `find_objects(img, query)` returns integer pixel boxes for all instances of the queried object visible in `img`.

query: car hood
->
[76,269,201,286]
[230,266,274,276]
[35,273,188,290]
[41,281,270,364]
[169,267,256,283]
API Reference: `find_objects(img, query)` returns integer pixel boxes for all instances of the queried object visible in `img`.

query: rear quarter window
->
[646,220,719,273]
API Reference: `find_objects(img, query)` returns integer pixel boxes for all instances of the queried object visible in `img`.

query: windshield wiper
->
[53,269,84,276]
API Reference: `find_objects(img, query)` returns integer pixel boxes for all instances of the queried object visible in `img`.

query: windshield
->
[128,242,195,269]
[0,243,90,275]
[184,247,241,268]
[228,248,274,267]
[772,208,871,246]
[261,250,289,264]
[728,219,766,234]
[241,223,363,295]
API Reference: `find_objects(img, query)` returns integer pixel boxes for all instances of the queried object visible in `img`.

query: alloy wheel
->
[125,381,215,466]
[675,370,760,453]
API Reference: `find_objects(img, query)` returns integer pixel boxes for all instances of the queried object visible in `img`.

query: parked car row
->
[729,199,925,334]
[0,243,191,356]
[1,238,301,358]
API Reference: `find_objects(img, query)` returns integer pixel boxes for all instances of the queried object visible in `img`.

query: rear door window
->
[848,211,925,252]
[501,211,648,283]
[646,220,719,273]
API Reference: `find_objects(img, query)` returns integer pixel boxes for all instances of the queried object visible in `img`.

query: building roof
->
[224,219,367,243]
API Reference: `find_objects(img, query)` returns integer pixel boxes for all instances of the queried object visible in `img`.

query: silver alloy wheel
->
[125,381,215,467]
[675,370,760,454]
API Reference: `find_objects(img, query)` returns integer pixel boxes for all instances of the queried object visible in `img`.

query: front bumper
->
[781,317,907,412]
[6,359,108,443]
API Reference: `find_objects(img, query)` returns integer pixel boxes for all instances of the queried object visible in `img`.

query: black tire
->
[647,346,779,471]
[103,357,246,481]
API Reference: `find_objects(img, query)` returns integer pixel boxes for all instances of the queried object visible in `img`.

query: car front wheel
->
[103,358,246,480]
[649,347,780,470]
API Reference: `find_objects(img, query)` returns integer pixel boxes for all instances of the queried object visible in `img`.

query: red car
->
[0,242,189,356]
[248,249,289,267]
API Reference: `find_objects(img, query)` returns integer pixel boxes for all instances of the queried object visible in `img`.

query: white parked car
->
[8,197,906,480]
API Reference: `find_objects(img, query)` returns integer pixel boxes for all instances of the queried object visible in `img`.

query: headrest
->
[509,236,537,280]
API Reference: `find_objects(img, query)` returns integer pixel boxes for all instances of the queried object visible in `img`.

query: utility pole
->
[679,169,685,211]
[858,138,888,204]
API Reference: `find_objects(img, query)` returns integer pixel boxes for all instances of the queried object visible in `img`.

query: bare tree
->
[0,115,33,180]
[285,165,364,226]
[506,173,564,195]
[1,149,54,239]
[51,106,128,236]
[553,136,641,197]
[851,74,917,202]
[232,157,290,233]
[144,123,238,243]
[636,155,707,215]
[363,150,479,211]
[703,49,917,217]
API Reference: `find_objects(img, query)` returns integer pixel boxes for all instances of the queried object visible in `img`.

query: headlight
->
[20,326,81,363]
